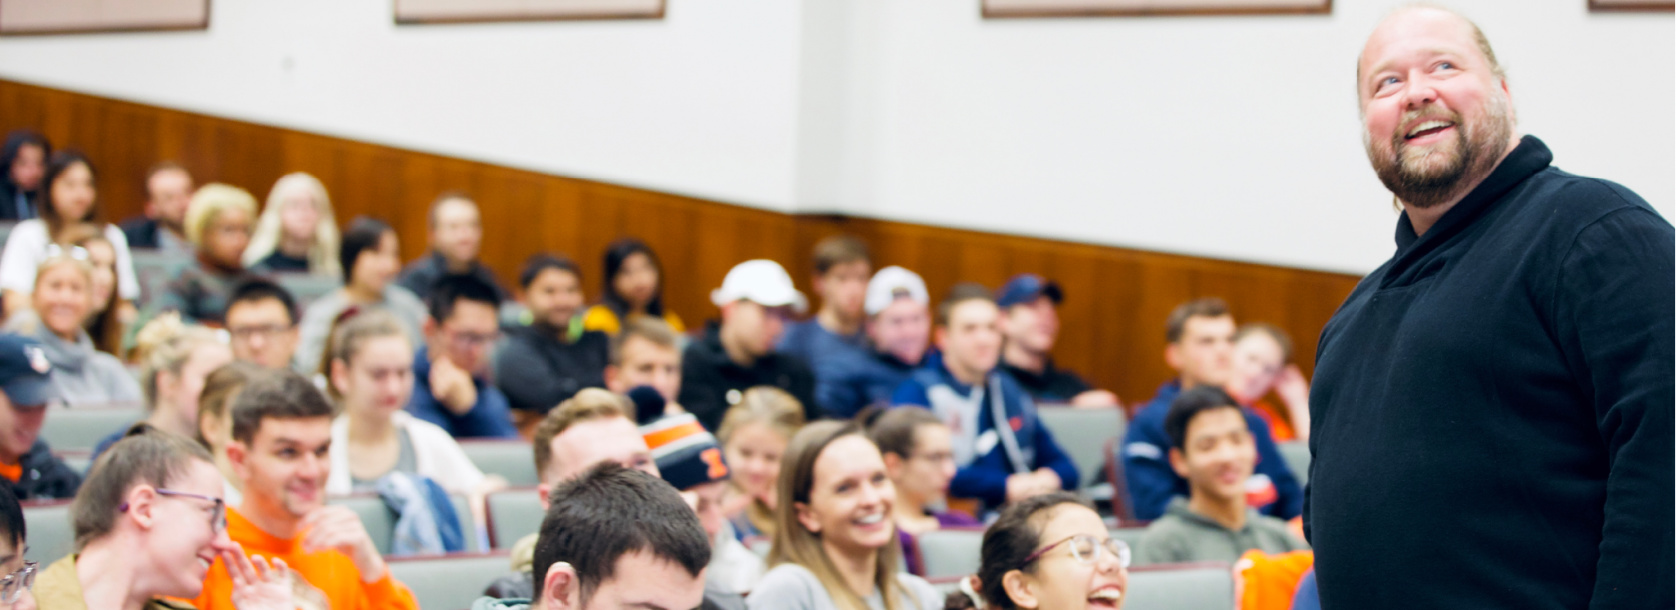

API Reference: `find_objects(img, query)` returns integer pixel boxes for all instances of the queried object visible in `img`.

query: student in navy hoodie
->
[892,284,1076,513]
[1120,298,1301,522]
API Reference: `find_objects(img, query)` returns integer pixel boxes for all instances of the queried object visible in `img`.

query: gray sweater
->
[1134,497,1309,566]
[746,564,943,610]
[7,313,141,406]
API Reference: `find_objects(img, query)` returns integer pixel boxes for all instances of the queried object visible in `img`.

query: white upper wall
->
[0,0,1668,274]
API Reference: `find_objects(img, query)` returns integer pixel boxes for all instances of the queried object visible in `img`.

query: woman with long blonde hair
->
[747,420,942,610]
[243,172,341,278]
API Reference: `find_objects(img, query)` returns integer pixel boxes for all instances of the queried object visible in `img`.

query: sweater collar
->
[1393,135,1553,252]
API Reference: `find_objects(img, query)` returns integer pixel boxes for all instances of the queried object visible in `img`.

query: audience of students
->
[404,274,517,438]
[748,419,944,610]
[681,260,818,431]
[5,256,142,405]
[496,254,609,435]
[0,479,37,609]
[294,217,427,375]
[223,279,300,371]
[818,266,931,418]
[583,237,684,335]
[118,162,194,253]
[0,151,139,320]
[602,316,683,406]
[778,236,871,372]
[243,172,341,278]
[1227,323,1310,443]
[995,274,1120,408]
[196,370,418,609]
[893,284,1078,513]
[90,315,231,463]
[147,184,258,326]
[61,225,125,356]
[1121,298,1301,522]
[0,130,49,221]
[472,462,713,610]
[0,333,81,500]
[1134,386,1309,565]
[944,492,1130,610]
[398,192,508,302]
[193,360,266,507]
[718,386,806,540]
[35,424,294,610]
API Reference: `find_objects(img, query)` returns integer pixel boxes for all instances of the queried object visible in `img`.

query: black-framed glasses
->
[0,560,36,603]
[1021,534,1131,569]
[228,323,292,341]
[119,489,227,535]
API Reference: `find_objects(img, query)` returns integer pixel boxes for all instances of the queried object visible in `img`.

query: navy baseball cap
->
[995,274,1064,308]
[0,333,56,407]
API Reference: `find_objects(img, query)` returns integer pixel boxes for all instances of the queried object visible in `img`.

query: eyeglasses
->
[447,330,500,349]
[119,489,227,535]
[228,323,292,341]
[43,244,89,262]
[0,560,35,603]
[1021,534,1131,569]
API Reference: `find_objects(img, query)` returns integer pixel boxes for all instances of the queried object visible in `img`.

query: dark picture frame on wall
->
[394,0,665,24]
[0,0,209,36]
[1589,0,1673,11]
[982,0,1331,18]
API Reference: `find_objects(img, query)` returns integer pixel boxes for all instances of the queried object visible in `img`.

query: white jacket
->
[326,411,486,497]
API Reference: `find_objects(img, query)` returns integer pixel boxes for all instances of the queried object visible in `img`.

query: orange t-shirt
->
[1251,398,1297,442]
[1236,549,1314,610]
[193,508,417,610]
[0,461,21,483]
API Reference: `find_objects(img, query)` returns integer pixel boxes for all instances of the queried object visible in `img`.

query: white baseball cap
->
[864,266,929,316]
[711,259,808,313]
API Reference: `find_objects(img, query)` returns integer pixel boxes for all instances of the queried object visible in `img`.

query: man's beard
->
[1364,92,1514,209]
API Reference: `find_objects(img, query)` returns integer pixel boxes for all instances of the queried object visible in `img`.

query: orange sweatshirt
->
[192,508,418,610]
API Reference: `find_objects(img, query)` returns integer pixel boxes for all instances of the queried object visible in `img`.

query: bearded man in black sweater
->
[1308,6,1673,610]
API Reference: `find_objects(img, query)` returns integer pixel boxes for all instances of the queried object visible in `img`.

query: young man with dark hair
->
[224,278,300,371]
[195,371,418,609]
[817,265,932,418]
[994,273,1120,407]
[1121,298,1300,522]
[776,236,870,374]
[0,333,79,500]
[473,462,711,610]
[1134,386,1307,565]
[408,274,518,438]
[679,260,818,432]
[496,254,610,437]
[892,284,1077,512]
[397,192,509,302]
[120,161,194,252]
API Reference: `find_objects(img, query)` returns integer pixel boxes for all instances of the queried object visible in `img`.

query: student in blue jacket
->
[892,284,1077,513]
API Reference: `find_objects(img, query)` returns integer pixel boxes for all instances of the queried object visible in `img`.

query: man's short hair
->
[519,253,581,290]
[427,190,475,229]
[532,461,711,605]
[811,235,870,275]
[229,371,335,445]
[228,278,298,327]
[1163,385,1245,452]
[532,388,633,481]
[935,283,995,328]
[1234,322,1295,364]
[74,424,214,552]
[427,273,502,324]
[144,160,188,186]
[610,317,680,367]
[1165,297,1231,344]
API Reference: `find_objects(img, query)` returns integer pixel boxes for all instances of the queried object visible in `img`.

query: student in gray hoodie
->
[5,256,140,406]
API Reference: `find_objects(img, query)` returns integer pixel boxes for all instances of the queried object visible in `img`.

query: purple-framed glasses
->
[119,489,227,535]
[1020,534,1131,569]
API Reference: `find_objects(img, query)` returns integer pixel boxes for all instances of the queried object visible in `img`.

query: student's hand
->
[429,354,478,415]
[300,505,387,583]
[1070,389,1122,409]
[225,547,294,610]
[1006,472,1042,503]
[1031,468,1063,493]
[1275,365,1311,440]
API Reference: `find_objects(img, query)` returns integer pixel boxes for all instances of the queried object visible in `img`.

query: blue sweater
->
[815,345,919,420]
[891,355,1078,509]
[405,345,519,439]
[1121,381,1302,521]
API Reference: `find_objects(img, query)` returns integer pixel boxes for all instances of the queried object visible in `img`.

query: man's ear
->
[227,440,251,481]
[1164,343,1182,373]
[537,483,551,511]
[603,365,621,394]
[542,561,579,610]
[934,326,950,351]
[794,501,821,534]
[882,452,905,481]
[124,485,159,530]
[1168,447,1189,479]
[1001,568,1040,609]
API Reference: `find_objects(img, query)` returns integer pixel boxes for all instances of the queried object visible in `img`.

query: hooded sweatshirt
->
[7,313,141,406]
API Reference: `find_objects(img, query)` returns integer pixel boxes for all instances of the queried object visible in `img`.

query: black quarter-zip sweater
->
[1307,136,1673,610]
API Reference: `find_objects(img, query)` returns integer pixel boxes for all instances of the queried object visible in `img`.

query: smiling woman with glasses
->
[944,492,1129,610]
[32,423,294,610]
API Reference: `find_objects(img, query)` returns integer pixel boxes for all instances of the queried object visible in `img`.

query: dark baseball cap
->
[995,273,1064,308]
[0,333,56,407]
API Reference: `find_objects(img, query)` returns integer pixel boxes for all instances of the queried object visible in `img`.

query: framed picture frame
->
[0,0,209,36]
[1588,0,1673,11]
[394,0,665,25]
[982,0,1331,18]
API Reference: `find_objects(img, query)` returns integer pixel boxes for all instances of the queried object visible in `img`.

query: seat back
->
[22,501,74,563]
[915,527,985,579]
[1038,406,1126,489]
[39,406,141,452]
[1278,441,1311,486]
[1105,437,1138,523]
[459,441,539,487]
[129,250,194,309]
[272,273,343,311]
[1125,562,1236,610]
[387,551,512,610]
[328,495,395,555]
[486,488,543,550]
